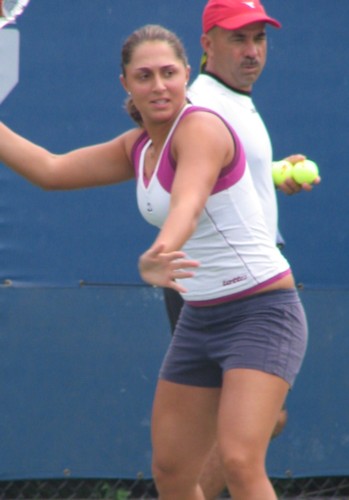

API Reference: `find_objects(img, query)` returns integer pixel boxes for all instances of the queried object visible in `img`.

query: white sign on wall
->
[0,28,20,104]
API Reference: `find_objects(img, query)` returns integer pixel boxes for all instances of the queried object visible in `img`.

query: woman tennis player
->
[0,24,308,500]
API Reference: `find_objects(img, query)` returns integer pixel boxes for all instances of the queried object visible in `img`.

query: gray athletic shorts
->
[159,289,308,388]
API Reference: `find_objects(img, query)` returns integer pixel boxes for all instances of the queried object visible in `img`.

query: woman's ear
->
[119,74,129,94]
[185,65,191,85]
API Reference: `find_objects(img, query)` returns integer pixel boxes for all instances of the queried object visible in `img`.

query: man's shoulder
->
[189,74,240,114]
[190,73,225,93]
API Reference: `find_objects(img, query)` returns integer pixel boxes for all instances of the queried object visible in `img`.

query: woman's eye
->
[164,69,175,78]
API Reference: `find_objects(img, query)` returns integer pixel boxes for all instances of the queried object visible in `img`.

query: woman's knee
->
[221,448,265,486]
[152,453,177,484]
[152,451,207,494]
[152,461,199,497]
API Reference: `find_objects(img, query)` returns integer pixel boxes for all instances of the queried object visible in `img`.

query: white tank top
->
[132,105,290,305]
[189,73,279,244]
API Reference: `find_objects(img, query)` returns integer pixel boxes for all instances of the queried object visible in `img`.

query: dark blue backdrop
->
[0,0,348,481]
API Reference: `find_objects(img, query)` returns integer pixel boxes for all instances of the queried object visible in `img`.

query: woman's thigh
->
[218,368,289,463]
[152,380,221,474]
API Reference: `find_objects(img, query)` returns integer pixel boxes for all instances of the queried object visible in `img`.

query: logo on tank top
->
[223,275,247,286]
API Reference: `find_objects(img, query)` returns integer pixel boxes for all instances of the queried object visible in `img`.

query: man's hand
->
[276,154,321,195]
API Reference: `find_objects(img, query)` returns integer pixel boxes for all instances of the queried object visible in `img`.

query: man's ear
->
[200,33,212,54]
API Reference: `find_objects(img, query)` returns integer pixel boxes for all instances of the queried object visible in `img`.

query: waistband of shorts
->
[186,270,292,307]
[186,287,300,310]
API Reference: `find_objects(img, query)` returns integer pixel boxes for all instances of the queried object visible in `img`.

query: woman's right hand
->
[138,243,199,293]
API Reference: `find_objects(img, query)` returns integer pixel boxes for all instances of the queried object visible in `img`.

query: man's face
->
[202,22,268,91]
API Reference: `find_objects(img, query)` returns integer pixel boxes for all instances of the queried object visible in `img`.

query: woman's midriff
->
[186,271,296,307]
[252,273,296,296]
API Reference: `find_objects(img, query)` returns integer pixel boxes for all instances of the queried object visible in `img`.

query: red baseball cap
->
[202,0,281,33]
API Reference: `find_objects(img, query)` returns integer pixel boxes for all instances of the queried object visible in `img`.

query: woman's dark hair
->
[121,24,188,126]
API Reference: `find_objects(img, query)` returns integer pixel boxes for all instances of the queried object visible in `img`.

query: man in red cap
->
[163,1,320,498]
[202,0,281,33]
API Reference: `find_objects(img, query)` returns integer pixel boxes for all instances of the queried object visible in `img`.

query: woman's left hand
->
[138,244,199,293]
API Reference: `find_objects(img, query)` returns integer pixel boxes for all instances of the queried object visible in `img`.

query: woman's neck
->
[143,101,189,150]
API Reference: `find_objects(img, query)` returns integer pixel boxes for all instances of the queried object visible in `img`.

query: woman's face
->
[121,40,190,126]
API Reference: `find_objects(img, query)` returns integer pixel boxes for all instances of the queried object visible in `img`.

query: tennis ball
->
[292,159,319,184]
[272,160,293,186]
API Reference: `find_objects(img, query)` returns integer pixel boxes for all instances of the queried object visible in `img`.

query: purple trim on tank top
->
[158,106,246,193]
[131,130,148,179]
[131,106,247,193]
[186,269,292,307]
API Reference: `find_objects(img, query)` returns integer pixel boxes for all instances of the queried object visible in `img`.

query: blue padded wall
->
[0,0,348,481]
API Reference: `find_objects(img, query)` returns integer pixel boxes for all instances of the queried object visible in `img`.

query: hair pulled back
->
[121,24,188,126]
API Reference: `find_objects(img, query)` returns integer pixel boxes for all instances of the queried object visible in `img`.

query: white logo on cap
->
[242,1,256,8]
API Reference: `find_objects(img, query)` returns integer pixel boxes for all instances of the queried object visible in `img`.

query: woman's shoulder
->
[172,106,236,166]
[178,105,232,139]
[111,127,147,159]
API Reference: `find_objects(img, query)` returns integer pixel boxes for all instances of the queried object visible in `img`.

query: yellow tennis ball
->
[272,160,293,186]
[292,159,319,184]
